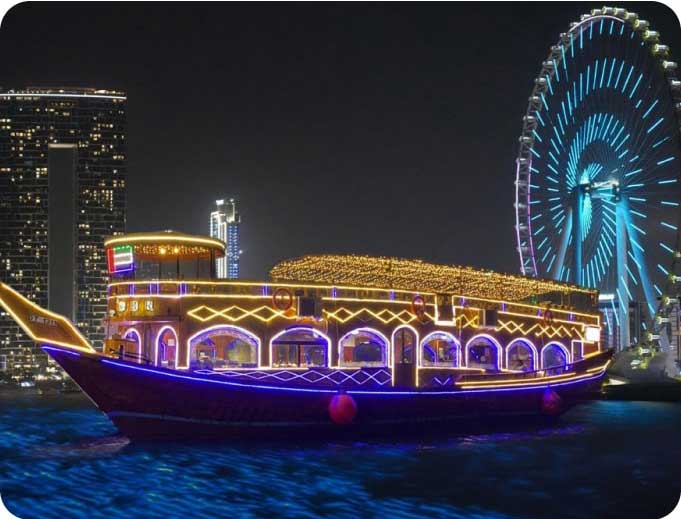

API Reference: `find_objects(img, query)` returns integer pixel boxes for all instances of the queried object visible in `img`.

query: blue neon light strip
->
[621,65,634,93]
[621,276,634,300]
[642,99,659,119]
[629,73,643,98]
[600,58,608,88]
[43,345,607,397]
[42,345,81,357]
[647,117,664,134]
[625,264,638,286]
[653,136,670,148]
[606,58,616,87]
[614,61,624,89]
[660,242,675,254]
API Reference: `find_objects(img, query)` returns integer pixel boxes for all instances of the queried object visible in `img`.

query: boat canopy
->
[270,254,597,305]
[104,230,225,260]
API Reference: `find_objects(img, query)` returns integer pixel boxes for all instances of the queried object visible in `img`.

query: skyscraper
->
[210,198,241,279]
[0,87,127,381]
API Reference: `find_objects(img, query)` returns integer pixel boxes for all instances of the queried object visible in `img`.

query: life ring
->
[272,287,293,311]
[411,295,427,320]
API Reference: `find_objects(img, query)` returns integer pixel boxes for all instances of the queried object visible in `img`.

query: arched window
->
[420,332,460,367]
[155,326,178,368]
[339,328,389,367]
[506,339,538,372]
[465,334,502,371]
[188,325,260,370]
[270,327,330,368]
[392,326,418,366]
[123,328,142,360]
[541,342,570,374]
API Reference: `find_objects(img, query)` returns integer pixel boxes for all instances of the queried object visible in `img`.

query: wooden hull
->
[43,344,609,440]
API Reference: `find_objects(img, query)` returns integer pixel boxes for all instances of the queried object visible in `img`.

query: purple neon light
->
[94,353,605,396]
[42,345,81,357]
[195,368,392,387]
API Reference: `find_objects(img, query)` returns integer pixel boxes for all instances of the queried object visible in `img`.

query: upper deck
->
[105,230,225,281]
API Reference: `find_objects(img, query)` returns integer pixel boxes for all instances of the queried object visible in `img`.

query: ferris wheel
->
[514,6,681,351]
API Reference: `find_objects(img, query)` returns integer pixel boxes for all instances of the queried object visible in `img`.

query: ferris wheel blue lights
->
[515,9,681,334]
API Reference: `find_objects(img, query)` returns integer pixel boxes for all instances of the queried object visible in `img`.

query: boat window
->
[123,328,142,359]
[542,342,569,375]
[393,326,417,365]
[189,326,259,370]
[506,339,536,372]
[156,327,177,369]
[129,257,214,281]
[271,327,329,368]
[339,328,388,367]
[421,332,459,367]
[466,335,501,371]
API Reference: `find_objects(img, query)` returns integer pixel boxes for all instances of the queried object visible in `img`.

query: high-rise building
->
[209,198,241,279]
[0,87,127,381]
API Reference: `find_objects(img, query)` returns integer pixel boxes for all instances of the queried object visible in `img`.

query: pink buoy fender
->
[328,392,358,425]
[540,387,563,416]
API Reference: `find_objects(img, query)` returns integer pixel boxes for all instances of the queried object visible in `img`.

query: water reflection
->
[0,395,679,519]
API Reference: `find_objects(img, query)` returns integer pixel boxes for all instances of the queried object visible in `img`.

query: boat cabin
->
[104,232,603,388]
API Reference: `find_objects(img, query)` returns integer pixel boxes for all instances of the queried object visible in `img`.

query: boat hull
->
[44,345,608,440]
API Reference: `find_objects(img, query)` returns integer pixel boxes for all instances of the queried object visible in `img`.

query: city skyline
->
[0,87,127,379]
[4,3,678,281]
[210,197,242,278]
[0,6,679,518]
[1,3,680,282]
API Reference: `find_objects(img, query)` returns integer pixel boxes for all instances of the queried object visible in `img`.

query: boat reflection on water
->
[30,435,130,459]
[1,394,679,519]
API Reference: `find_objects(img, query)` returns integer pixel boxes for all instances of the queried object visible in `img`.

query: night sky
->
[1,2,679,279]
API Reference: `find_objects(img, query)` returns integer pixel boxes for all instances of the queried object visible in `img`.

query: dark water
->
[0,394,679,519]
